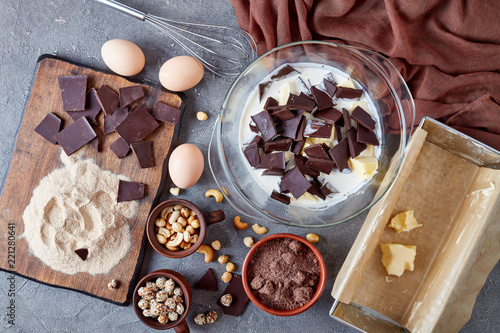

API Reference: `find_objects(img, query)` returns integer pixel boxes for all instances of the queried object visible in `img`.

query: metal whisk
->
[94,0,257,76]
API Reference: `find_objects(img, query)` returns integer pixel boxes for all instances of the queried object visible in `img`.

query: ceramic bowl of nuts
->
[146,199,225,258]
[241,233,327,316]
[133,269,192,331]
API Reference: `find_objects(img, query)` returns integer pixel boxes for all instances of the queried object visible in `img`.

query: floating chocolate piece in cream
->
[329,138,350,172]
[119,85,144,108]
[307,179,326,200]
[218,275,250,317]
[153,101,182,124]
[280,110,304,139]
[104,106,128,135]
[260,152,285,170]
[281,167,311,199]
[67,88,101,125]
[117,179,145,202]
[243,142,261,168]
[342,108,352,130]
[258,80,272,102]
[323,78,337,97]
[291,139,305,155]
[304,120,333,138]
[336,86,363,100]
[270,107,294,121]
[351,106,376,131]
[115,105,159,144]
[262,168,285,176]
[286,93,316,112]
[347,128,367,158]
[306,157,336,174]
[335,124,343,141]
[314,107,342,124]
[96,85,119,115]
[263,96,279,110]
[311,86,333,110]
[270,64,300,80]
[320,181,339,197]
[304,144,331,160]
[270,190,291,205]
[54,117,96,156]
[34,113,61,145]
[58,75,87,111]
[251,110,277,141]
[110,137,130,159]
[297,76,312,96]
[131,141,154,168]
[195,268,218,291]
[74,248,88,261]
[264,138,292,153]
[357,125,380,146]
[294,155,320,177]
[249,123,259,133]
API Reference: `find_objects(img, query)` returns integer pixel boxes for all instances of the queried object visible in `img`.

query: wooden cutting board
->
[0,55,186,305]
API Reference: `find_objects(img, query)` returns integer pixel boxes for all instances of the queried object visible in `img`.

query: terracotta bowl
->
[132,269,192,332]
[146,199,224,258]
[241,233,327,316]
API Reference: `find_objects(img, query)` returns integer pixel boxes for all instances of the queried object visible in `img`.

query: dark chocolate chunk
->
[280,110,304,139]
[258,80,273,102]
[89,126,103,152]
[304,120,333,138]
[342,108,352,130]
[251,110,277,142]
[278,180,290,194]
[66,88,102,125]
[329,138,350,172]
[307,179,326,200]
[294,155,319,177]
[260,152,285,170]
[96,85,119,115]
[131,141,154,168]
[286,93,316,112]
[347,128,367,158]
[357,125,380,146]
[281,167,312,199]
[117,180,145,202]
[270,64,300,80]
[323,78,337,97]
[270,190,291,205]
[303,144,330,160]
[270,107,294,121]
[34,113,61,144]
[262,168,285,176]
[104,106,129,135]
[335,124,343,141]
[306,157,335,174]
[58,75,87,111]
[153,101,182,124]
[74,248,88,261]
[311,86,334,110]
[320,181,339,197]
[218,275,250,317]
[324,72,336,84]
[336,86,363,100]
[195,268,218,291]
[54,117,96,156]
[297,77,312,96]
[115,105,159,144]
[264,138,292,153]
[249,123,259,133]
[119,85,144,108]
[351,106,376,131]
[295,116,306,141]
[314,107,343,124]
[291,140,305,155]
[243,142,261,168]
[110,137,130,158]
[249,135,264,147]
[263,96,279,110]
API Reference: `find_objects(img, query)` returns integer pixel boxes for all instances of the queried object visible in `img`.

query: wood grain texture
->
[0,55,185,305]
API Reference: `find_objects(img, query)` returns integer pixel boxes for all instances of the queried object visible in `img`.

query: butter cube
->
[380,243,417,277]
[339,78,356,88]
[348,156,378,180]
[389,210,422,233]
[279,82,291,105]
[360,144,375,157]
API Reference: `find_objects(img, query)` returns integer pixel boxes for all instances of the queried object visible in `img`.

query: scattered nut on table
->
[218,255,229,264]
[205,189,223,203]
[108,279,118,290]
[205,310,218,324]
[252,223,268,235]
[211,240,221,250]
[226,262,235,272]
[306,233,320,243]
[169,187,180,196]
[196,111,208,121]
[233,216,248,230]
[196,244,214,263]
[194,313,206,325]
[220,294,233,307]
[243,236,254,248]
[221,271,232,283]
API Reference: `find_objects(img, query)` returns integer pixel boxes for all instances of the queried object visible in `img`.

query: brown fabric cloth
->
[231,0,500,150]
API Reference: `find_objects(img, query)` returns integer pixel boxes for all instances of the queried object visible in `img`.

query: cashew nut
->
[155,218,166,228]
[167,233,183,247]
[186,225,195,235]
[158,227,171,238]
[169,211,181,224]
[172,222,183,233]
[243,237,254,248]
[196,244,214,263]
[306,233,319,243]
[233,216,248,230]
[196,111,208,121]
[169,187,180,196]
[191,234,199,244]
[190,219,200,229]
[205,189,223,203]
[221,272,232,283]
[183,230,191,243]
[252,223,268,235]
[226,262,235,272]
[177,216,187,227]
[218,255,229,264]
[156,234,167,244]
[166,244,179,251]
[180,208,190,218]
[161,206,174,219]
[211,240,221,250]
[174,204,184,211]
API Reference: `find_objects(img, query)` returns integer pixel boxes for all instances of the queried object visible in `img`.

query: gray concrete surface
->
[0,0,499,332]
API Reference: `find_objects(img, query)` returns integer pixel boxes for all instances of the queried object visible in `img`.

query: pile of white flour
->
[22,150,138,275]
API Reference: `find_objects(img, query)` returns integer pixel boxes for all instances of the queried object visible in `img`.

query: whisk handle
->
[93,0,146,21]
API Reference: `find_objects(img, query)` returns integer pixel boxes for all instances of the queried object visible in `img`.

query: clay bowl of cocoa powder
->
[242,233,327,316]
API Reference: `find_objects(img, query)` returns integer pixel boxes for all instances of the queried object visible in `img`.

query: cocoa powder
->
[247,238,320,310]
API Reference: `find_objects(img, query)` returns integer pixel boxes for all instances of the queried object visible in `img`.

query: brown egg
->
[168,143,204,189]
[159,56,204,91]
[101,39,145,76]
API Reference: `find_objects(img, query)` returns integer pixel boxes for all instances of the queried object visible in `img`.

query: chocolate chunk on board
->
[294,155,320,177]
[329,138,350,172]
[304,120,333,138]
[54,117,96,156]
[218,275,250,316]
[58,75,87,111]
[314,107,343,124]
[351,106,376,131]
[264,138,292,153]
[74,248,88,261]
[335,86,363,100]
[323,78,337,97]
[131,141,154,168]
[258,81,273,102]
[260,152,285,170]
[347,128,367,158]
[153,101,182,125]
[104,106,129,135]
[89,126,103,152]
[270,64,300,80]
[66,88,102,125]
[110,137,130,159]
[115,105,159,144]
[357,125,380,146]
[243,142,261,168]
[303,144,330,160]
[306,157,336,174]
[96,85,119,115]
[281,167,312,199]
[280,110,304,139]
[117,180,145,202]
[286,93,316,112]
[311,86,334,110]
[119,85,144,108]
[251,110,277,142]
[34,113,61,144]
[270,190,291,205]
[195,268,218,291]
